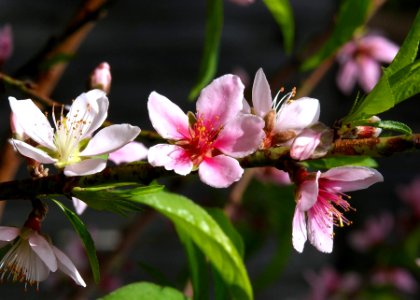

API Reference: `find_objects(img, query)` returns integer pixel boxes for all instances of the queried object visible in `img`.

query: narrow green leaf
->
[302,156,378,170]
[100,282,189,300]
[188,0,223,100]
[263,0,294,53]
[130,191,253,300]
[213,267,229,300]
[137,261,174,288]
[301,0,371,70]
[51,199,100,283]
[177,227,209,300]
[376,120,412,135]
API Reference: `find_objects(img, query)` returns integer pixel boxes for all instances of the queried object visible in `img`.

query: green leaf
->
[100,282,189,300]
[51,199,100,283]
[137,261,174,288]
[72,183,163,215]
[130,191,253,300]
[188,0,223,100]
[376,120,412,135]
[263,0,294,53]
[301,0,371,70]
[302,156,378,170]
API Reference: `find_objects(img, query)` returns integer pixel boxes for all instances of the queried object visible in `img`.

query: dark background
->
[0,0,419,299]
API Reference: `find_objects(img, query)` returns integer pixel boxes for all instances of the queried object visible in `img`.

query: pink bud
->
[90,62,112,94]
[0,24,13,66]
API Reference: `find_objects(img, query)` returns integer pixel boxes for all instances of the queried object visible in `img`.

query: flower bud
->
[0,24,13,66]
[89,62,112,94]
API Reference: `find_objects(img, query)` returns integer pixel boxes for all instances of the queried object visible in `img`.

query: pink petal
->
[28,231,58,272]
[276,97,320,132]
[198,155,244,188]
[292,208,307,253]
[148,144,193,176]
[214,114,264,158]
[148,92,189,140]
[53,246,86,287]
[80,124,140,156]
[241,98,251,114]
[358,56,381,92]
[10,139,57,164]
[9,97,56,150]
[72,197,88,215]
[321,166,383,192]
[196,74,244,127]
[290,128,321,161]
[336,60,358,94]
[336,41,357,64]
[109,142,148,164]
[307,210,333,253]
[252,68,272,117]
[67,90,109,138]
[362,35,399,63]
[0,226,20,247]
[63,158,107,176]
[297,171,320,211]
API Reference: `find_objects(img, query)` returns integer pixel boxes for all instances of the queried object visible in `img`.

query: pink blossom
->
[109,141,148,165]
[292,166,383,253]
[147,74,264,188]
[348,212,394,252]
[0,24,12,66]
[90,62,112,94]
[0,226,85,288]
[254,167,291,185]
[397,176,420,219]
[336,34,399,94]
[371,268,418,293]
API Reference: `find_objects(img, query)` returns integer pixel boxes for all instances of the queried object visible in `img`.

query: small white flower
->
[9,90,140,176]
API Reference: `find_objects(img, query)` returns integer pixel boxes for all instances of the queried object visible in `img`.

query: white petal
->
[148,144,193,176]
[0,226,20,247]
[108,142,148,164]
[252,68,272,117]
[28,231,58,272]
[72,197,88,215]
[292,208,307,253]
[80,124,140,156]
[53,246,86,287]
[10,139,57,164]
[9,97,56,150]
[64,158,107,176]
[276,97,320,131]
[307,210,334,253]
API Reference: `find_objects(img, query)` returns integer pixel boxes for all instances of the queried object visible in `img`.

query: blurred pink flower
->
[371,268,418,293]
[397,176,420,218]
[336,34,399,94]
[254,167,291,185]
[293,167,383,253]
[148,74,264,188]
[228,0,255,6]
[348,212,394,252]
[0,24,12,66]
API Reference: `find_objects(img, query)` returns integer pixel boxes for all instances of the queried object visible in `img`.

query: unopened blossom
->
[0,24,12,66]
[148,74,264,188]
[336,34,399,94]
[292,166,383,253]
[0,226,85,288]
[9,89,140,176]
[90,62,112,94]
[250,68,320,148]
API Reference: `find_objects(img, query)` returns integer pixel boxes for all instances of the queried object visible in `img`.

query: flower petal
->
[276,97,320,132]
[214,114,264,158]
[362,35,399,63]
[72,197,88,215]
[10,139,56,164]
[53,246,86,287]
[292,207,307,253]
[290,128,321,161]
[358,56,381,93]
[109,141,148,164]
[148,144,193,176]
[67,89,109,138]
[307,210,333,253]
[28,231,58,272]
[198,155,243,188]
[321,166,384,192]
[148,91,189,140]
[0,226,20,247]
[196,74,244,127]
[64,158,107,176]
[252,68,272,117]
[9,97,56,150]
[336,60,358,94]
[80,124,140,156]
[297,171,320,211]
